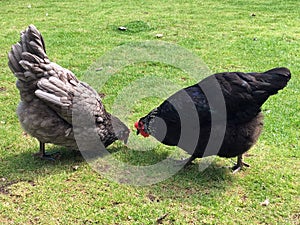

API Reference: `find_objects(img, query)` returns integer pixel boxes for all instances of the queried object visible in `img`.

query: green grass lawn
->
[0,0,299,224]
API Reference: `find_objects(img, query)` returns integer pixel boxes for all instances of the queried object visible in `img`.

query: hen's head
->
[135,109,158,138]
[134,120,150,138]
[116,126,130,144]
[111,115,130,144]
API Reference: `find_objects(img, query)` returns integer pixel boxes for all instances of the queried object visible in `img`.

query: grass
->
[0,0,299,224]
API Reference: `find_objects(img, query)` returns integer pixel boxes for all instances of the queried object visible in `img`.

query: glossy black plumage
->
[136,67,291,171]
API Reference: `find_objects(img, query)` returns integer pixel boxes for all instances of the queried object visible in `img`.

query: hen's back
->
[215,67,291,123]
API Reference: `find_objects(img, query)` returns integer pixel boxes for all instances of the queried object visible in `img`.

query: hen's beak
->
[123,129,131,145]
[123,136,128,145]
[134,121,140,135]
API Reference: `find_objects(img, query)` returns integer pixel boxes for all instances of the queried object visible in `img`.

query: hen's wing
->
[36,78,109,125]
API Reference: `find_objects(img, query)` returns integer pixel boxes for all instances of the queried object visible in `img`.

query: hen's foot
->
[33,151,61,161]
[232,155,250,174]
[33,142,61,161]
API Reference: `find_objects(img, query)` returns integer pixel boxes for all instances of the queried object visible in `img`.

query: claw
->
[232,154,250,174]
[42,152,61,161]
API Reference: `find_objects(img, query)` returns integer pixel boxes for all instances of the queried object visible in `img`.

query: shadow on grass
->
[86,144,233,190]
[0,143,233,195]
[0,146,83,178]
[138,160,234,204]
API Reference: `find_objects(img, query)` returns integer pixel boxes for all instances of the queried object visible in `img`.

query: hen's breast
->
[217,113,264,157]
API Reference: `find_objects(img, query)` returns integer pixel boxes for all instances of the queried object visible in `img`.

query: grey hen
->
[8,25,130,160]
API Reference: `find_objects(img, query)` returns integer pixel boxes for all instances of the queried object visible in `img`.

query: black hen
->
[8,25,130,160]
[135,68,291,172]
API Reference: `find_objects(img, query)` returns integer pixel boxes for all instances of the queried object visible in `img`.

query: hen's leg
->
[34,142,60,161]
[184,155,197,167]
[39,142,46,155]
[232,154,250,174]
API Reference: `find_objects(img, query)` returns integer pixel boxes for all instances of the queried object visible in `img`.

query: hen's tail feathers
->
[262,67,291,92]
[250,67,291,106]
[8,25,49,82]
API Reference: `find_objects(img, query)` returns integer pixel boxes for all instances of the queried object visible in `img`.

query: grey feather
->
[8,51,21,72]
[48,77,67,90]
[12,43,23,63]
[37,78,69,97]
[21,52,43,64]
[35,90,70,107]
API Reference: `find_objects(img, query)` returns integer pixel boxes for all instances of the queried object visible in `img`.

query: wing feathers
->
[37,78,69,98]
[35,90,70,108]
[48,76,69,91]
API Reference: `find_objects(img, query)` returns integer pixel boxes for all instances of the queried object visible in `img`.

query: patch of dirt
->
[0,180,35,195]
[147,193,160,202]
[0,87,7,92]
[292,213,300,224]
[0,181,18,194]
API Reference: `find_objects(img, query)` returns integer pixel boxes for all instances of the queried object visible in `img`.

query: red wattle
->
[134,121,150,137]
[140,130,150,137]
